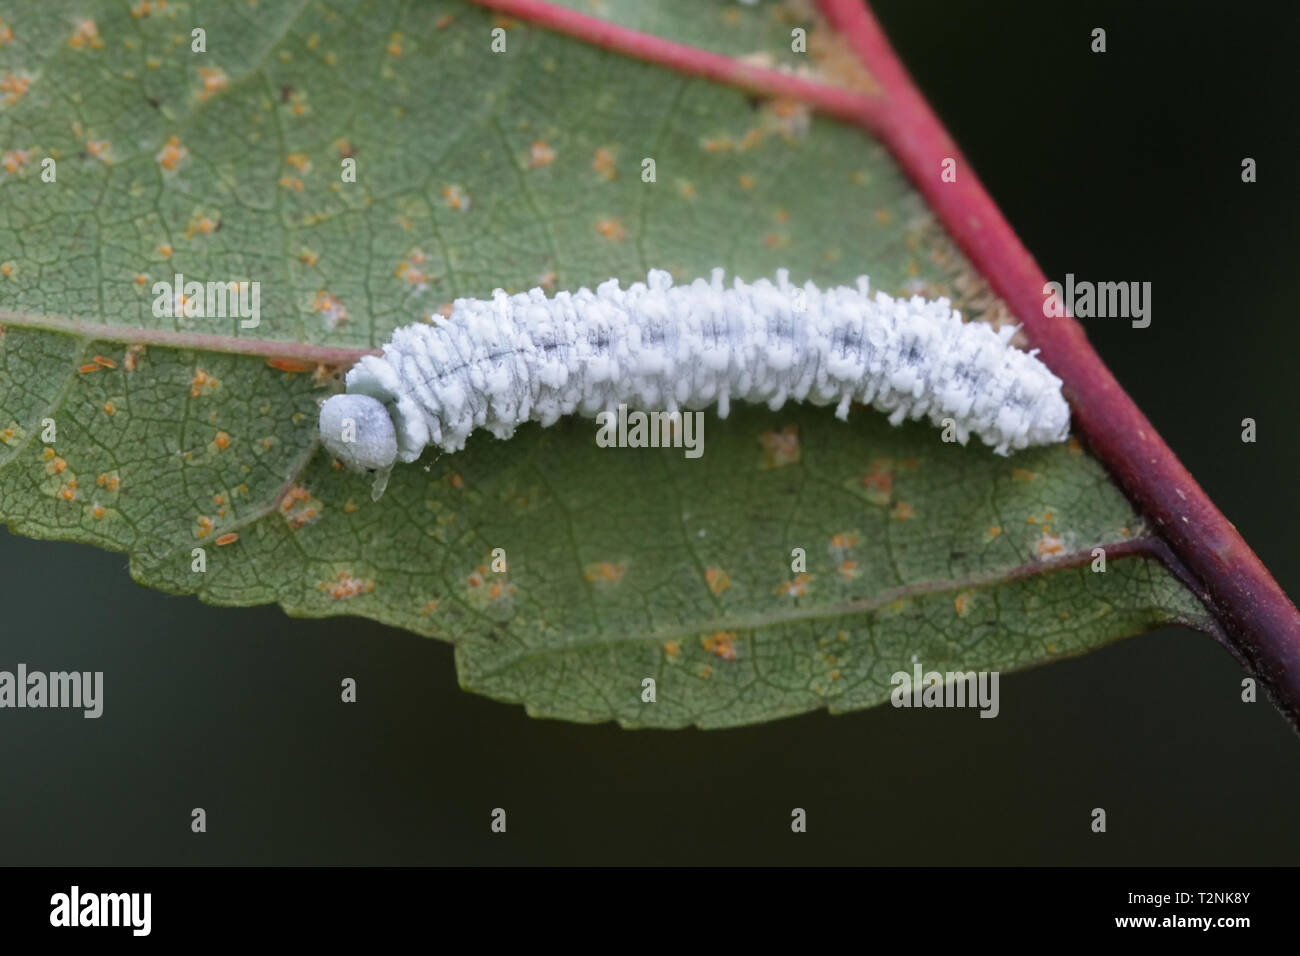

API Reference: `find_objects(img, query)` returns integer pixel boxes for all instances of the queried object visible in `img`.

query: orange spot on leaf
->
[705,567,731,595]
[156,136,187,171]
[591,147,616,181]
[595,218,627,242]
[266,357,315,373]
[320,570,375,600]
[528,140,556,168]
[758,425,800,468]
[778,573,810,598]
[701,632,738,661]
[1036,533,1065,558]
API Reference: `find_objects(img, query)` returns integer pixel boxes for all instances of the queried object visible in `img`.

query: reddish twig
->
[468,0,1300,729]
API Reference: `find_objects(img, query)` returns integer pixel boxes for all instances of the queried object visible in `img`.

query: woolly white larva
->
[319,269,1070,498]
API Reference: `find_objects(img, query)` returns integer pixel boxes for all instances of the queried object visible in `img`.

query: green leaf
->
[0,0,1211,727]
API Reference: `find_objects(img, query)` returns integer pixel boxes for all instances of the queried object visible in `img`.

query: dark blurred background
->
[2,0,1297,864]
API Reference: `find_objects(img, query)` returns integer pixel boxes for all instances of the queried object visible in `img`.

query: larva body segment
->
[319,270,1070,493]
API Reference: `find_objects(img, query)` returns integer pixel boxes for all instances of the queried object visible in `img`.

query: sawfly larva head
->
[319,393,397,499]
